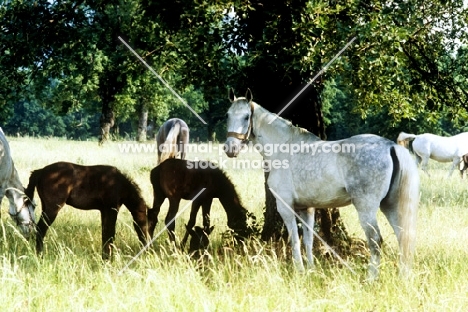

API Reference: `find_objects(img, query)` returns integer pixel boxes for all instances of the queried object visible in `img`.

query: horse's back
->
[151,159,222,200]
[284,134,396,208]
[158,118,189,135]
[36,162,126,209]
[413,133,468,161]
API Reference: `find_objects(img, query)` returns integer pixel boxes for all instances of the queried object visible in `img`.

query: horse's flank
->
[25,161,149,259]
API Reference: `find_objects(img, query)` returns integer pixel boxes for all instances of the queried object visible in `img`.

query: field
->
[1,136,468,311]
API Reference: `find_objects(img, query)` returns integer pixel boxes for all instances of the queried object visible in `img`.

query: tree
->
[227,1,352,243]
[345,0,468,129]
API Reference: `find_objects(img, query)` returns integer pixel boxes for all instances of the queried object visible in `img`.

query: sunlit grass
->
[1,136,468,310]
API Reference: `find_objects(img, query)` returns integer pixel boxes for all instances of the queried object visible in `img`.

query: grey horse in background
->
[156,118,189,164]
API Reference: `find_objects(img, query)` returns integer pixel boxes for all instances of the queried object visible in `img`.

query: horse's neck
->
[124,185,145,210]
[252,104,320,147]
[217,183,246,220]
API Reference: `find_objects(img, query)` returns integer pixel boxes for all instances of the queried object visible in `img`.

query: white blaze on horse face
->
[224,99,251,158]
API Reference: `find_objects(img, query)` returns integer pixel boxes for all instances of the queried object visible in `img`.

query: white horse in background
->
[397,131,468,178]
[156,118,190,164]
[224,89,419,280]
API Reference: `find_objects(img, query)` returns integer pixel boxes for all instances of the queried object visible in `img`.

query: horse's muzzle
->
[10,203,36,239]
[224,139,242,158]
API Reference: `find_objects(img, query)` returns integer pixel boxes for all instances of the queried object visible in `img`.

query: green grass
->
[1,136,468,311]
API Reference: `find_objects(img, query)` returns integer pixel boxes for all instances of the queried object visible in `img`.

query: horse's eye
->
[244,115,249,121]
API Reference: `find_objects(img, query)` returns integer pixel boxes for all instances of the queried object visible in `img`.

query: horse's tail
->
[25,169,42,201]
[159,122,181,163]
[390,145,420,275]
[396,132,417,147]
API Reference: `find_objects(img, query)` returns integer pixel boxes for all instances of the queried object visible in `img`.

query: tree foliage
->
[2,0,467,140]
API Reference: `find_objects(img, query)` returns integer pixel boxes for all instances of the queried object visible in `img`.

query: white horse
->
[224,89,420,280]
[397,131,468,178]
[0,128,36,238]
[156,118,190,164]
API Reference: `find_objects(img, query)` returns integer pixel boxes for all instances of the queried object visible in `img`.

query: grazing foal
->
[25,161,149,259]
[148,159,252,248]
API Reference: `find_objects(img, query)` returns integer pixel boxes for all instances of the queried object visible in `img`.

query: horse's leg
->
[414,154,422,167]
[448,157,459,178]
[201,199,213,230]
[298,208,315,268]
[35,203,62,255]
[276,198,304,272]
[380,197,408,276]
[355,201,382,280]
[419,155,431,176]
[179,128,189,160]
[460,159,467,179]
[147,191,166,238]
[101,207,119,260]
[156,130,163,164]
[165,197,181,243]
[459,159,465,179]
[181,200,202,249]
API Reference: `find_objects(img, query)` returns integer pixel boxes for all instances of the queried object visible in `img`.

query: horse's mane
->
[121,171,145,200]
[215,168,245,207]
[253,102,321,141]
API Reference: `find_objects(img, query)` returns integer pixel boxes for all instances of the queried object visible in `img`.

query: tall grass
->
[1,136,468,311]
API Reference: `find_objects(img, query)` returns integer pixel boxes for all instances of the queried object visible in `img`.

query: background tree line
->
[2,0,466,142]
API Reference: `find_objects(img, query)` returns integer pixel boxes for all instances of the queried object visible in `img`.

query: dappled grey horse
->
[397,131,468,178]
[0,128,36,238]
[224,89,420,280]
[156,118,189,164]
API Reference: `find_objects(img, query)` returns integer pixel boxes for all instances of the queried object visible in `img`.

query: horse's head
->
[6,187,36,239]
[224,88,254,158]
[397,139,409,148]
[186,225,214,253]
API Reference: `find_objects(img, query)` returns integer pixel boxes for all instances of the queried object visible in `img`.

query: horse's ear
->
[207,226,214,234]
[245,88,253,103]
[228,88,237,102]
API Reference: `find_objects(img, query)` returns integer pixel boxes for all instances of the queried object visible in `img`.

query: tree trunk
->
[97,70,125,145]
[242,1,349,249]
[137,103,148,142]
[99,103,115,146]
[261,170,286,241]
[259,84,347,248]
[207,122,216,142]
